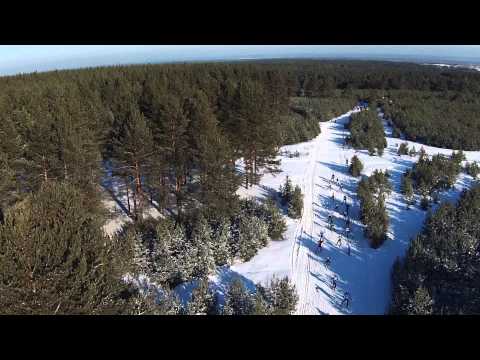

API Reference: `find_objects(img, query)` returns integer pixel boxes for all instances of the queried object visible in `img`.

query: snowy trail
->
[291,110,362,315]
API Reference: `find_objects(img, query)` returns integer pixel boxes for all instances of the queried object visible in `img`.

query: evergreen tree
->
[186,277,213,315]
[402,174,415,208]
[409,286,433,315]
[237,214,269,261]
[349,155,364,177]
[398,142,409,156]
[288,186,304,219]
[185,90,240,218]
[151,93,191,221]
[211,218,232,266]
[279,176,294,206]
[223,278,255,315]
[190,215,216,278]
[111,104,155,221]
[265,198,287,240]
[466,161,480,178]
[261,277,298,315]
[0,182,126,314]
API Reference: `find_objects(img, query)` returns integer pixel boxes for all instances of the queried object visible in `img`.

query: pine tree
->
[237,214,269,261]
[186,277,213,315]
[223,278,254,315]
[398,142,409,156]
[265,198,287,240]
[349,155,364,177]
[279,176,293,206]
[409,286,433,315]
[0,182,126,314]
[190,215,216,278]
[263,277,298,315]
[288,186,304,219]
[211,218,232,266]
[185,90,240,218]
[402,174,415,208]
[151,93,191,221]
[466,161,480,178]
[230,79,281,188]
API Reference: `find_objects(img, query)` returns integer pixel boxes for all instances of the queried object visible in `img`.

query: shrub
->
[398,142,409,155]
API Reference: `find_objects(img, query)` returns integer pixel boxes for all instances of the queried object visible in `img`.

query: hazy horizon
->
[1,45,480,76]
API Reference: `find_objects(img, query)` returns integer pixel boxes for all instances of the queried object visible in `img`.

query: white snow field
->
[208,108,480,315]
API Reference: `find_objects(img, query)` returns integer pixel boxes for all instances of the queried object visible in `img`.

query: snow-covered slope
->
[211,108,480,315]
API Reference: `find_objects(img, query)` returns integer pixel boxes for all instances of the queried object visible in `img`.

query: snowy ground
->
[208,108,480,315]
[101,162,163,237]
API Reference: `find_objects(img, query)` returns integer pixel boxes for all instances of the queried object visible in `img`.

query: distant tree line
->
[381,90,480,150]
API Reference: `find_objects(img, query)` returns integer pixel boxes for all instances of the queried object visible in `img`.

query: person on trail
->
[335,203,339,212]
[331,275,338,291]
[346,158,349,166]
[341,292,351,308]
[347,244,351,256]
[318,238,324,251]
[346,203,350,214]
[337,235,342,247]
[324,257,332,268]
[331,174,335,182]
[342,210,347,218]
[344,195,347,203]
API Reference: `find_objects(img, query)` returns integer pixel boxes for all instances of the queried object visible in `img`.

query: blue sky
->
[1,45,480,76]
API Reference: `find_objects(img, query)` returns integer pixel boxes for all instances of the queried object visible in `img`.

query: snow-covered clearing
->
[209,108,480,315]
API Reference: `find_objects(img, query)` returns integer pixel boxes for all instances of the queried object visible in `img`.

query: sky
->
[1,45,480,76]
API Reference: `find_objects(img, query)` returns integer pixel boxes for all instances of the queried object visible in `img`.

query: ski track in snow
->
[214,106,480,315]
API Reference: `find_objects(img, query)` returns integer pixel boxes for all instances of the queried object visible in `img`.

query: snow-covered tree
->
[190,216,216,278]
[186,277,214,315]
[223,278,255,315]
[237,215,269,261]
[211,218,232,266]
[288,186,303,219]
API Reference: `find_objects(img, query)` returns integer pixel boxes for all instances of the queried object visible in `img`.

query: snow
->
[205,107,480,315]
[423,63,480,72]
